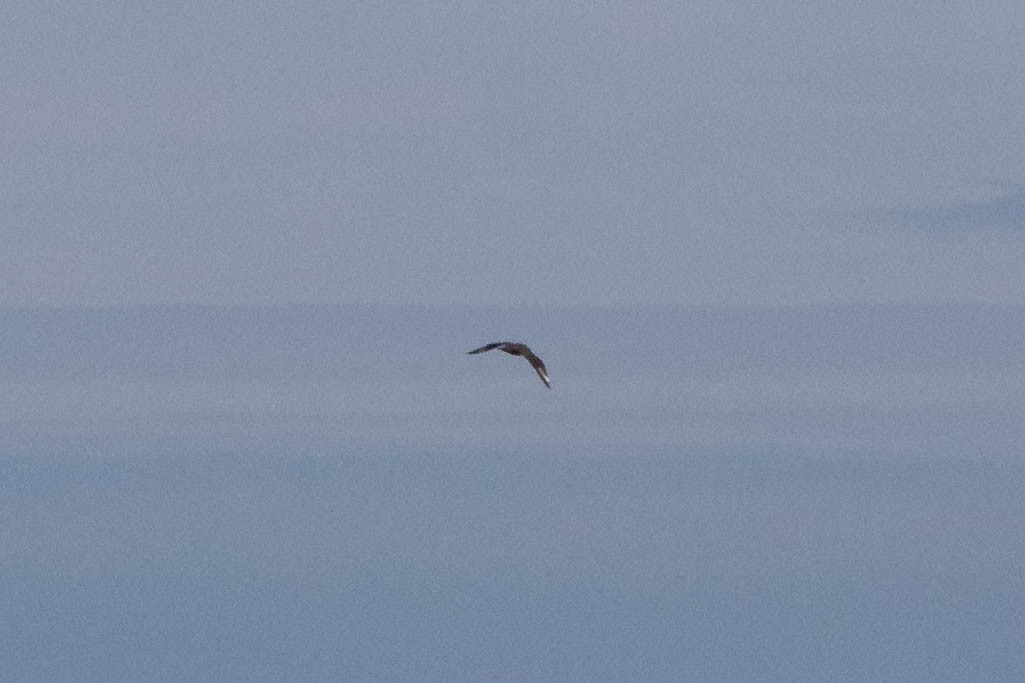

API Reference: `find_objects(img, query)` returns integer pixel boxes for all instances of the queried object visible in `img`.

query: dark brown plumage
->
[467,341,551,388]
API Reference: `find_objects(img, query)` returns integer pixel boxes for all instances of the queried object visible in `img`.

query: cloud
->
[902,190,1025,232]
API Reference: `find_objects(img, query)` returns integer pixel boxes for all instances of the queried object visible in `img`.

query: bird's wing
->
[523,350,551,388]
[467,342,504,354]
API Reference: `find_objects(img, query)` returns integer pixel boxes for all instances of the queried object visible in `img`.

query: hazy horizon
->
[3,302,1022,453]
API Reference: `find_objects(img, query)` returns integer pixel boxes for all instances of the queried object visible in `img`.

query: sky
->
[3,4,1025,681]
[3,1,1025,308]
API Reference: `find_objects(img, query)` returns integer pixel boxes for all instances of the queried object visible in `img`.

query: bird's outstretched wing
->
[522,350,551,389]
[467,342,506,355]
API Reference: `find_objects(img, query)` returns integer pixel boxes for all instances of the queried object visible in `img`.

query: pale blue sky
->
[4,2,1025,307]
[3,6,1025,680]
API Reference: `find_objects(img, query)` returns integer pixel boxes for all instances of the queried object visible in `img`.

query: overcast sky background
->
[4,1,1025,308]
[4,4,1025,681]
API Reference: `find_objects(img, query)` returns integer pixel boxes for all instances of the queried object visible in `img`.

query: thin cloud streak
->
[902,190,1025,232]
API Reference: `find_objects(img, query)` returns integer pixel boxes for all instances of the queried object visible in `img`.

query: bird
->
[467,341,551,388]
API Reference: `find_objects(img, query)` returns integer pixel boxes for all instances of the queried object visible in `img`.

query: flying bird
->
[468,341,551,388]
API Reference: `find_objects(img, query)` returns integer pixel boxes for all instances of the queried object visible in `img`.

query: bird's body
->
[468,341,551,388]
